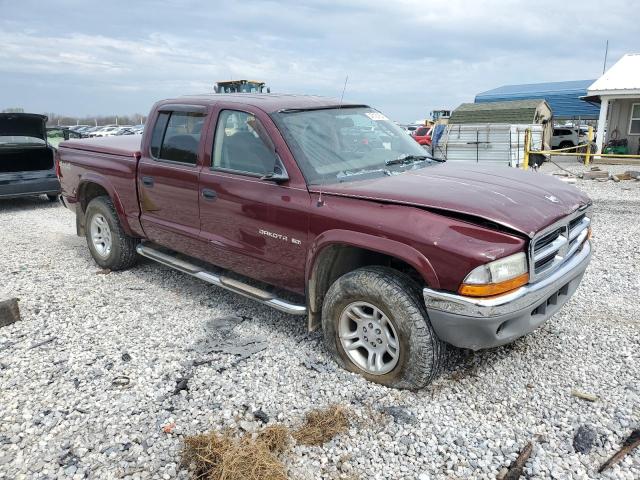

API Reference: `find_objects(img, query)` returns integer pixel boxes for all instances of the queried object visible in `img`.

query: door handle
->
[201,188,217,200]
[141,176,154,187]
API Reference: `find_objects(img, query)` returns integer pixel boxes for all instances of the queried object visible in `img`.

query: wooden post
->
[523,129,531,170]
[585,126,594,166]
[0,298,20,327]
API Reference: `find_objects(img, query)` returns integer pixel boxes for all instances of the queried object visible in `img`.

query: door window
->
[149,111,205,164]
[212,110,278,175]
[630,104,640,135]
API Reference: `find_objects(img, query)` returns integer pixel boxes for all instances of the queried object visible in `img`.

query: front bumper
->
[423,240,591,350]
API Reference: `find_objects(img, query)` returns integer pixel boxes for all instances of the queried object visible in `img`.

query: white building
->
[587,53,640,154]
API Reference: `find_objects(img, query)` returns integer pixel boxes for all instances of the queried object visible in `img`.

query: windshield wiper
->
[385,154,445,165]
[337,167,392,180]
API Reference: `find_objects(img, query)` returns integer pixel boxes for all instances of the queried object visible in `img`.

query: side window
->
[150,112,170,158]
[212,110,277,175]
[150,111,204,164]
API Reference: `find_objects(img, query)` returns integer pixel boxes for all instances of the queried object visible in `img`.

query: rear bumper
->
[423,241,591,350]
[0,171,60,199]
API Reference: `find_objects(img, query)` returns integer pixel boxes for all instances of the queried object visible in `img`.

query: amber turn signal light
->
[458,273,529,297]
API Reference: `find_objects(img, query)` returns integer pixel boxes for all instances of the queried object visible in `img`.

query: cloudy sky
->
[0,0,637,123]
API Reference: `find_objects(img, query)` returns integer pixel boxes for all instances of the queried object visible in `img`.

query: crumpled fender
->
[306,229,440,289]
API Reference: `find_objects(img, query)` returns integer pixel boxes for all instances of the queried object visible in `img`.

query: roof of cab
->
[156,93,367,114]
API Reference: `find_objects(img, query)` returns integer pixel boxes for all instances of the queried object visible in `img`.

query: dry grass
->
[293,405,350,446]
[182,406,351,479]
[182,428,288,480]
[257,425,290,454]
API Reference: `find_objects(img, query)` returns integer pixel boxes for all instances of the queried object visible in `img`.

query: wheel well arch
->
[75,181,131,236]
[78,182,109,213]
[306,243,433,331]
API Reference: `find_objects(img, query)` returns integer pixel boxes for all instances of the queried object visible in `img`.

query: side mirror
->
[260,156,289,183]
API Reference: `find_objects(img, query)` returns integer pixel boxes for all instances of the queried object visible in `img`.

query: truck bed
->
[58,134,144,237]
[60,135,142,157]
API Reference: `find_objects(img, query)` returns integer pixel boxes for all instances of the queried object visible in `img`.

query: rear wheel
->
[321,266,446,390]
[84,196,138,270]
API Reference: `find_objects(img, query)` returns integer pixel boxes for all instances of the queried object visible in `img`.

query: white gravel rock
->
[0,168,638,479]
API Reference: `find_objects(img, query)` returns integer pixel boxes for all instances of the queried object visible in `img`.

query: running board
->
[136,243,307,316]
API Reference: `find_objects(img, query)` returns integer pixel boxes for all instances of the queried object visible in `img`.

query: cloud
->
[0,0,638,121]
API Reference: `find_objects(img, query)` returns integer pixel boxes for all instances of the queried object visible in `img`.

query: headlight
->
[459,252,529,297]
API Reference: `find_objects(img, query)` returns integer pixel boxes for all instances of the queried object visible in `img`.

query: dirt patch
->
[293,405,350,446]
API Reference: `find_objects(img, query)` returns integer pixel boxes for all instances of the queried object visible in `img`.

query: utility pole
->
[602,40,609,74]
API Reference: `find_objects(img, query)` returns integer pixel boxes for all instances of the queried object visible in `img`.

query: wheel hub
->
[338,301,399,375]
[89,214,112,258]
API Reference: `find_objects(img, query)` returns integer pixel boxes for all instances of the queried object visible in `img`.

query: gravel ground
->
[0,164,638,480]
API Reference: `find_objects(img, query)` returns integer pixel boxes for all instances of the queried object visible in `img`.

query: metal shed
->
[438,100,552,167]
[449,99,552,125]
[475,80,599,120]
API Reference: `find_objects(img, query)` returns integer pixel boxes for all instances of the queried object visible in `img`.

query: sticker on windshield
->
[365,112,388,121]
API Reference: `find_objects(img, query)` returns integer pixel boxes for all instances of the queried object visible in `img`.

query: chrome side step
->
[136,243,307,316]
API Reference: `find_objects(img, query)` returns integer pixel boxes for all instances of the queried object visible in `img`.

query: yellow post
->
[522,129,530,170]
[585,126,593,166]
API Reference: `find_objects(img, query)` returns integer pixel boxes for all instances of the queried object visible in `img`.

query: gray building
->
[586,54,640,154]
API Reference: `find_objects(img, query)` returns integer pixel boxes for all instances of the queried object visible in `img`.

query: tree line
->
[2,108,146,126]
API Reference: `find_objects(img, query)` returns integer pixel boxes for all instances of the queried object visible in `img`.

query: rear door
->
[197,106,310,293]
[138,105,208,252]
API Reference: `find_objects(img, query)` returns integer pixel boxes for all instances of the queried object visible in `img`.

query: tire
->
[84,196,138,270]
[46,194,58,202]
[321,266,446,390]
[559,141,574,149]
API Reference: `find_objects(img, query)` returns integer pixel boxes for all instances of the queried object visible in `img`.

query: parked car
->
[70,125,91,132]
[404,124,421,135]
[551,127,587,149]
[0,113,60,201]
[411,125,432,146]
[89,125,120,137]
[57,94,592,389]
[46,127,84,148]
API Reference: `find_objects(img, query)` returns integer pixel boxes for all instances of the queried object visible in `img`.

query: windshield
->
[272,107,436,184]
[0,135,46,146]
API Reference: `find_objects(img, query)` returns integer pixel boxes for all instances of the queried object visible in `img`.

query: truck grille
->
[529,209,590,281]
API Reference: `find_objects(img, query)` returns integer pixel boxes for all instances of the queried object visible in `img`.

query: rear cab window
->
[149,109,206,164]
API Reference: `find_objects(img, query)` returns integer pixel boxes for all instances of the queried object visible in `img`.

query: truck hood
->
[314,164,591,237]
[0,113,48,140]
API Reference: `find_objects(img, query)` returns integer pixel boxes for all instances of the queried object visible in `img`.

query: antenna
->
[602,40,609,74]
[317,75,349,208]
[339,75,349,107]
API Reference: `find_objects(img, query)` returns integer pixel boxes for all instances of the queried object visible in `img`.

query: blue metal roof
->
[475,80,599,119]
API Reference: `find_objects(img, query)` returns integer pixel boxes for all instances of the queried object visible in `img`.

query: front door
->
[138,106,207,252]
[198,108,310,294]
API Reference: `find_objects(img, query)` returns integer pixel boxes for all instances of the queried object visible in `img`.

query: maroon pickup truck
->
[57,94,592,389]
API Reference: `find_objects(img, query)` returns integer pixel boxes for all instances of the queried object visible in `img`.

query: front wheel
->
[321,266,446,390]
[84,196,138,270]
